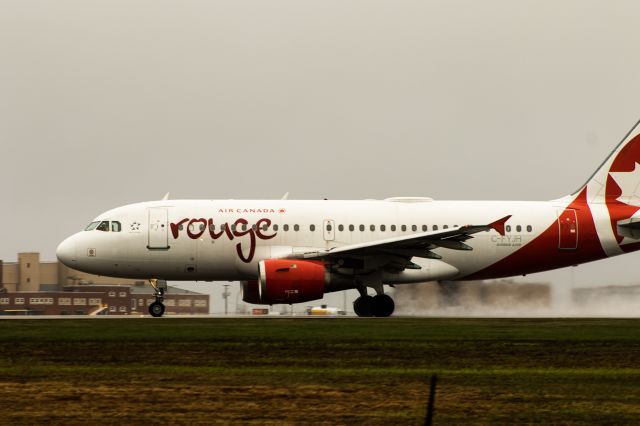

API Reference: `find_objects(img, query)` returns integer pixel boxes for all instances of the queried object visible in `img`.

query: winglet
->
[489,215,512,236]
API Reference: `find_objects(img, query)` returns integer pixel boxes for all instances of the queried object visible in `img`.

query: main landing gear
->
[353,292,395,317]
[148,279,167,317]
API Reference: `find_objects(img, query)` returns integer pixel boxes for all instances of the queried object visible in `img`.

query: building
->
[0,253,209,315]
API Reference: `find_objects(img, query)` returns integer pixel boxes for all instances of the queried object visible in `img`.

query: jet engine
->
[242,259,326,304]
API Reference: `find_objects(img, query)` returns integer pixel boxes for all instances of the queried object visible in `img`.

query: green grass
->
[0,318,639,425]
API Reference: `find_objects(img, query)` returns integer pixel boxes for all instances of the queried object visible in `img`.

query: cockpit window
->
[85,221,100,231]
[96,221,110,232]
[111,221,122,232]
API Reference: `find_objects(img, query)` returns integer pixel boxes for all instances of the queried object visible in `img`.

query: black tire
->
[353,295,373,317]
[371,294,395,317]
[149,301,166,317]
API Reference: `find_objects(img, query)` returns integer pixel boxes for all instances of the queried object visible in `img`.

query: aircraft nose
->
[56,236,77,266]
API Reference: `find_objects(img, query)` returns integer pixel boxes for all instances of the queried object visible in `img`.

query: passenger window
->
[359,225,365,232]
[273,224,279,231]
[338,224,344,232]
[401,225,407,232]
[506,225,511,232]
[242,223,247,231]
[433,225,438,231]
[516,225,522,232]
[210,224,216,231]
[422,225,428,232]
[96,221,110,232]
[294,224,300,232]
[326,224,332,232]
[283,224,289,232]
[349,225,355,232]
[527,225,532,232]
[310,224,316,232]
[85,221,100,231]
[391,225,396,232]
[412,225,417,232]
[262,224,268,231]
[443,225,449,229]
[252,224,257,231]
[370,225,375,232]
[380,225,386,232]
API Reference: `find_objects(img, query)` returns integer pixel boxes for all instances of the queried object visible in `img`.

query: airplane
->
[57,119,640,317]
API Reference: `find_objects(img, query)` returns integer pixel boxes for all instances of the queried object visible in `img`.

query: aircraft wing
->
[293,215,511,263]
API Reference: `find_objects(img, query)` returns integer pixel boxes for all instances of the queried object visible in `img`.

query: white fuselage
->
[56,196,617,284]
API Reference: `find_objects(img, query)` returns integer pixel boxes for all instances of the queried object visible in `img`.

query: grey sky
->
[3,1,640,310]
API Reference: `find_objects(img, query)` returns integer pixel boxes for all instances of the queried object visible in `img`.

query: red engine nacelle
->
[242,259,326,304]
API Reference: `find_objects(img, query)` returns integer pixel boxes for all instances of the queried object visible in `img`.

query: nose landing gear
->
[148,279,167,317]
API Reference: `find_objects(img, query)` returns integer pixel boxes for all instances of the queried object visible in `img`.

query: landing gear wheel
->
[149,301,166,317]
[353,295,373,317]
[371,294,395,317]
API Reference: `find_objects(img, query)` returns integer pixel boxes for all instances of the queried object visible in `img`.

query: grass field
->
[0,317,639,425]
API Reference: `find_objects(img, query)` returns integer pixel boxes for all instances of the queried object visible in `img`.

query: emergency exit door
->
[558,209,578,250]
[323,219,335,241]
[148,208,169,249]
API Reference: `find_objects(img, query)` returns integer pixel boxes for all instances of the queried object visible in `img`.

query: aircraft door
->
[558,209,578,250]
[148,208,169,249]
[323,219,335,241]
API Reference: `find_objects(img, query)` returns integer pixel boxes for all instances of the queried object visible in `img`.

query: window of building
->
[111,221,122,232]
[359,225,365,232]
[26,263,30,268]
[119,292,127,298]
[179,299,192,307]
[119,306,126,312]
[380,225,386,232]
[165,299,176,307]
[73,298,86,306]
[26,278,30,283]
[109,305,116,312]
[58,298,71,306]
[0,298,9,305]
[310,224,316,232]
[89,298,101,305]
[294,224,300,232]
[194,300,207,307]
[29,298,53,305]
[131,299,137,309]
[96,221,110,232]
[108,291,116,297]
[15,298,24,304]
